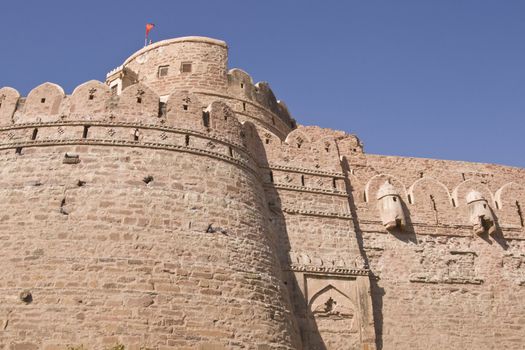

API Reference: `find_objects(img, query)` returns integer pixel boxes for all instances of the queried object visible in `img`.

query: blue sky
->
[1,1,524,167]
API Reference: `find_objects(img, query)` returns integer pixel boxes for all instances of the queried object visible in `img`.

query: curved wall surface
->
[0,94,301,349]
[0,35,524,350]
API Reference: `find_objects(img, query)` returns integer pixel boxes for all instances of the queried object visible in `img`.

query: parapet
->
[105,36,296,138]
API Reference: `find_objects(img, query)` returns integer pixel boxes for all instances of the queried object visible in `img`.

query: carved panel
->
[502,253,525,286]
[304,275,361,350]
[410,248,483,285]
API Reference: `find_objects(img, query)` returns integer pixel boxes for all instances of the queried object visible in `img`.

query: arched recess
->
[408,177,455,225]
[452,179,496,227]
[452,179,495,207]
[117,82,159,122]
[307,284,360,349]
[0,87,20,125]
[165,91,204,131]
[495,182,525,228]
[69,80,111,120]
[364,174,408,204]
[285,128,311,150]
[23,82,65,122]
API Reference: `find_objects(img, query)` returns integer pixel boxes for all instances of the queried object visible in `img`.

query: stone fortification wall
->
[108,37,295,139]
[342,153,525,349]
[1,35,524,350]
[0,81,301,349]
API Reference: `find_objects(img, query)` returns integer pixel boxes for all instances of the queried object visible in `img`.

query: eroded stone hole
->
[59,198,68,215]
[206,224,227,235]
[19,290,32,304]
[15,147,22,155]
[77,180,86,187]
[143,175,154,184]
[137,97,142,104]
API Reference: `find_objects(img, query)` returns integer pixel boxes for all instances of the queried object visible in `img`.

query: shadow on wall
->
[341,156,385,350]
[246,126,326,349]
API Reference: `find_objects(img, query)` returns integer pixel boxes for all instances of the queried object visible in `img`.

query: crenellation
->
[0,86,20,124]
[69,80,112,119]
[1,35,524,350]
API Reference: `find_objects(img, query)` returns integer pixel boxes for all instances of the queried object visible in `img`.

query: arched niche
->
[452,179,494,207]
[452,179,496,227]
[69,80,111,120]
[495,182,525,228]
[23,82,65,122]
[285,128,311,150]
[408,177,455,225]
[364,174,408,204]
[117,83,159,123]
[0,87,20,125]
[307,284,360,349]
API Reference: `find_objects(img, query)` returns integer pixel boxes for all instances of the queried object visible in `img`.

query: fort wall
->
[0,36,523,350]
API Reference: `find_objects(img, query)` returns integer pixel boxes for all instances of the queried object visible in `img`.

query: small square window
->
[181,62,192,73]
[41,98,46,103]
[111,85,118,96]
[158,65,169,77]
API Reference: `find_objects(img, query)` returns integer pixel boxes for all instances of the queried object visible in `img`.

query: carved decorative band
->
[265,183,349,197]
[0,138,260,177]
[0,120,248,152]
[281,207,352,219]
[409,276,484,285]
[288,264,369,276]
[263,165,345,178]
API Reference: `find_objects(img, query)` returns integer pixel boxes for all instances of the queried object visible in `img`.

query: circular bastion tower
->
[0,37,301,349]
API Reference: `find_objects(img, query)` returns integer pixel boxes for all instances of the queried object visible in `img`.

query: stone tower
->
[0,36,524,350]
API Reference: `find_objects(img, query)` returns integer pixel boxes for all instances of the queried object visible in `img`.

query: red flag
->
[145,23,155,37]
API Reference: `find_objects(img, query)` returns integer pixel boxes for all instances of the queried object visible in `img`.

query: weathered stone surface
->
[0,35,523,350]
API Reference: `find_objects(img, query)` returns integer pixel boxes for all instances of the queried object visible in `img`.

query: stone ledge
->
[288,264,369,276]
[263,164,345,178]
[264,182,349,197]
[281,207,352,219]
